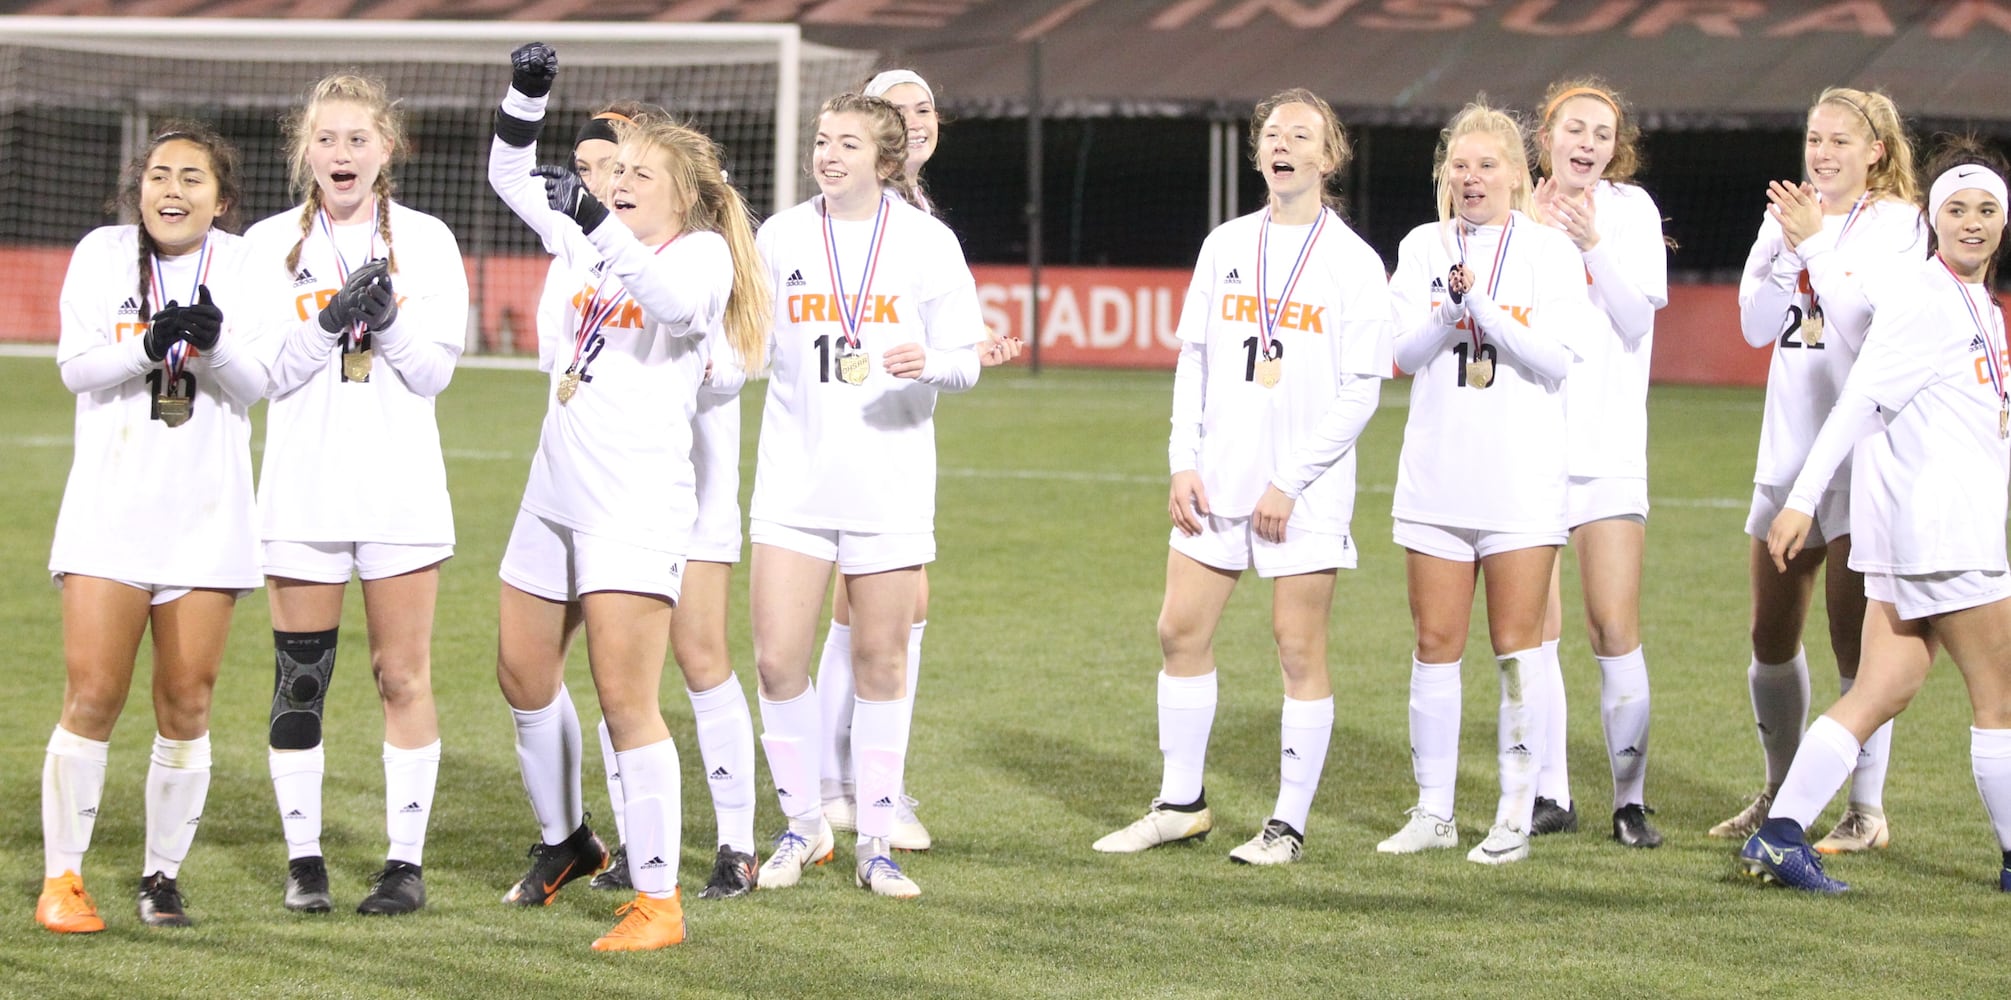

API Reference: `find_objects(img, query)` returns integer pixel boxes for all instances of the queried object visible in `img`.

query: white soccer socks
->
[1408,657,1462,820]
[759,686,825,836]
[1156,671,1217,806]
[1838,675,1894,813]
[597,717,626,844]
[1599,647,1652,809]
[1495,649,1551,831]
[383,740,441,867]
[1533,638,1572,809]
[270,744,326,861]
[688,674,757,854]
[853,694,916,840]
[42,725,109,878]
[815,622,855,804]
[1972,728,2011,854]
[144,733,212,879]
[1750,650,1812,787]
[1770,715,1861,830]
[615,738,682,899]
[511,686,584,845]
[1273,696,1334,833]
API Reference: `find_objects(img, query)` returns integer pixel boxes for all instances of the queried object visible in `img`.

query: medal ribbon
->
[1939,254,2008,418]
[1809,193,1870,318]
[566,235,683,375]
[1455,215,1516,350]
[148,233,213,386]
[1255,207,1327,357]
[821,194,890,350]
[317,207,381,352]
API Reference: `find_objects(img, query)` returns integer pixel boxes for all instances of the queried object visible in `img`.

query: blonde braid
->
[372,172,397,273]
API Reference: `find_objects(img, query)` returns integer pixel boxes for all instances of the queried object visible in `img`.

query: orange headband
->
[1544,86,1618,124]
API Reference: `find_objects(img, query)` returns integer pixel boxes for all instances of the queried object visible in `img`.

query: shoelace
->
[859,854,905,884]
[772,831,809,863]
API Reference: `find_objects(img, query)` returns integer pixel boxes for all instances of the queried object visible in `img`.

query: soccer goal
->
[0,17,877,349]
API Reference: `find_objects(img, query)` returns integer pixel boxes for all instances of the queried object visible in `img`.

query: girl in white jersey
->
[38,123,260,935]
[813,68,1022,850]
[1525,79,1670,849]
[1713,89,1925,852]
[1741,146,2011,895]
[244,73,469,917]
[1091,89,1392,865]
[487,45,767,947]
[1378,100,1590,866]
[751,92,984,900]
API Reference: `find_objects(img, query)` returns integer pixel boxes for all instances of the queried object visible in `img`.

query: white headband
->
[864,69,932,103]
[1929,164,2009,220]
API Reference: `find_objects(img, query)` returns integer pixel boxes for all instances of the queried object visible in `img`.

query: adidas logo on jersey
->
[1223,268,1241,283]
[1431,277,1445,290]
[293,268,316,287]
[399,801,424,814]
[785,269,805,287]
[709,766,731,780]
[638,855,667,870]
[1971,334,1988,352]
[117,297,140,314]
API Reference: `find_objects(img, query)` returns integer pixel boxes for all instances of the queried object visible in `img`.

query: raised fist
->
[511,42,558,98]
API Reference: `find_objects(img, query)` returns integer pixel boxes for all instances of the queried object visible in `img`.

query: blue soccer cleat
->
[1739,818,1849,894]
[1998,866,2009,893]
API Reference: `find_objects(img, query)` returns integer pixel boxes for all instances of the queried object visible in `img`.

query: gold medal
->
[155,393,191,428]
[1800,312,1825,345]
[1254,356,1282,388]
[1466,357,1495,389]
[557,370,581,404]
[837,349,869,386]
[342,348,373,382]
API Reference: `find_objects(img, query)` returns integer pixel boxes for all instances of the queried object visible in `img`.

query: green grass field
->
[1,355,2006,998]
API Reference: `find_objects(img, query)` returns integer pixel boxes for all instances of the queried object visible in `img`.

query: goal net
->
[0,16,877,350]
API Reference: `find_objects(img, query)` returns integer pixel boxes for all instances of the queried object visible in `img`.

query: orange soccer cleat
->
[37,871,106,934]
[590,888,687,952]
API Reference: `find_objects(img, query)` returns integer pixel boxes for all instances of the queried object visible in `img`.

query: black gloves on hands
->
[318,259,392,336]
[180,284,223,351]
[511,42,558,98]
[354,272,399,333]
[532,165,611,235]
[144,302,184,362]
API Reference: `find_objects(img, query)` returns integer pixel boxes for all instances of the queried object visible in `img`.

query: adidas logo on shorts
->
[785,269,805,287]
[80,806,98,818]
[293,268,316,287]
[872,796,894,808]
[777,786,794,799]
[639,855,667,870]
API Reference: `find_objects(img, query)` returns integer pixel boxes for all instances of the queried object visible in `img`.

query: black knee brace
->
[270,628,337,750]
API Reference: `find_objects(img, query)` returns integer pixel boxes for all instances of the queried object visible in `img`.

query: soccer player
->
[489,43,768,948]
[1714,88,1924,851]
[751,92,984,900]
[1741,144,2011,894]
[244,72,469,916]
[1378,100,1590,865]
[1091,89,1393,865]
[1526,79,1670,848]
[38,122,261,933]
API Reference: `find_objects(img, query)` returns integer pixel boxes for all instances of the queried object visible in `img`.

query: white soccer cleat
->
[1376,808,1457,854]
[1228,818,1304,866]
[854,838,922,899]
[756,819,834,890]
[1467,824,1531,865]
[1708,789,1775,840]
[822,796,857,834]
[1813,805,1890,855]
[1091,799,1213,853]
[891,795,932,852]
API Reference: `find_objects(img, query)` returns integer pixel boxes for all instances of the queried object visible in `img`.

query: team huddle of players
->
[32,39,2011,953]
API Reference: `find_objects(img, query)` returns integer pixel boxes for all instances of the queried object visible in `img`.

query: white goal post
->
[0,16,877,348]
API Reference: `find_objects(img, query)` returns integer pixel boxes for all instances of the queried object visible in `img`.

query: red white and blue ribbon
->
[1940,253,2007,416]
[1455,214,1516,349]
[567,235,682,375]
[148,232,213,382]
[821,194,890,350]
[1255,207,1326,358]
[317,206,380,351]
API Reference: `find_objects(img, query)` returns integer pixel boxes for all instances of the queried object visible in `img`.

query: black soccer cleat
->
[502,820,608,906]
[698,845,759,900]
[590,844,632,891]
[285,855,333,913]
[1612,803,1664,848]
[1530,796,1580,836]
[357,860,426,916]
[138,872,192,928]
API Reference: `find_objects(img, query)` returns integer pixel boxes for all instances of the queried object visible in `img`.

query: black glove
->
[511,42,558,98]
[532,165,610,235]
[318,259,390,336]
[144,301,185,361]
[355,270,399,333]
[181,284,223,351]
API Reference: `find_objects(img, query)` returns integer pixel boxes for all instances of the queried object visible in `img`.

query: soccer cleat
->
[855,838,922,899]
[357,860,426,915]
[1091,797,1213,853]
[1530,796,1579,836]
[822,796,857,834]
[1612,803,1663,848]
[590,844,631,891]
[591,888,686,952]
[1708,789,1775,839]
[1376,808,1458,854]
[1740,819,1849,894]
[1228,818,1305,865]
[892,795,933,852]
[503,820,609,906]
[697,845,759,900]
[37,871,104,934]
[137,872,192,928]
[757,820,835,890]
[1999,866,2009,893]
[285,855,333,913]
[1467,824,1531,865]
[1813,806,1889,855]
